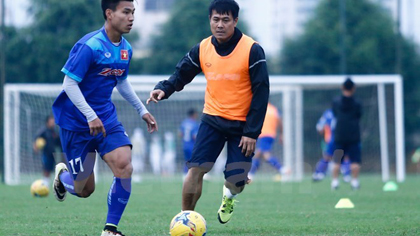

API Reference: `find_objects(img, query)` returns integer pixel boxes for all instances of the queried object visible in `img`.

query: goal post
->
[267,75,405,182]
[3,75,405,185]
[129,74,406,183]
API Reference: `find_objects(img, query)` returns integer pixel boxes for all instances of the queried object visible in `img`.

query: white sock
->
[331,178,339,187]
[43,177,50,186]
[223,185,236,199]
[351,179,359,187]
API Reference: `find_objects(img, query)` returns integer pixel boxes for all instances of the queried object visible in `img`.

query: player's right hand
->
[239,136,256,157]
[142,113,158,133]
[89,118,106,137]
[146,89,165,104]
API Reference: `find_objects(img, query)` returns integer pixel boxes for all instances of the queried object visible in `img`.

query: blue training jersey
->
[316,109,336,143]
[52,26,132,131]
[180,118,199,150]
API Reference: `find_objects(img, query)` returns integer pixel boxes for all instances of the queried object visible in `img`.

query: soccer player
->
[248,103,284,182]
[147,0,269,224]
[33,115,62,186]
[312,109,351,182]
[51,1,158,235]
[331,78,362,190]
[179,108,200,178]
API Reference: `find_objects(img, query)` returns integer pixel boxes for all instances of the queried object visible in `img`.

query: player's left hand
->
[239,136,256,157]
[142,113,158,133]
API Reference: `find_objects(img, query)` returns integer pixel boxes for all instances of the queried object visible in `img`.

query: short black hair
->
[187,108,197,117]
[209,0,240,19]
[343,77,355,91]
[101,0,134,20]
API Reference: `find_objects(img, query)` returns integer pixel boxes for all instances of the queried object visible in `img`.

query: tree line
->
[2,0,420,165]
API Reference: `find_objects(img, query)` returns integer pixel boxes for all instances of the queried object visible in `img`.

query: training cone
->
[383,181,398,192]
[335,198,354,209]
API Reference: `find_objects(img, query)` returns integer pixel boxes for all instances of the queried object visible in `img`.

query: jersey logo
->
[121,50,129,60]
[98,68,125,77]
[118,198,128,205]
[104,52,111,58]
[205,72,240,81]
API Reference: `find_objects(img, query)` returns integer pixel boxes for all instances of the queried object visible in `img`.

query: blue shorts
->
[257,137,274,152]
[59,124,132,181]
[333,142,362,164]
[324,141,336,157]
[42,153,56,172]
[187,122,253,187]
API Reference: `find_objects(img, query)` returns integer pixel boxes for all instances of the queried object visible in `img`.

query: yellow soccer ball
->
[169,211,207,236]
[35,137,46,150]
[30,179,49,197]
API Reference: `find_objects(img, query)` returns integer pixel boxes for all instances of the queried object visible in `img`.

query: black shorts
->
[187,122,253,187]
[333,142,362,164]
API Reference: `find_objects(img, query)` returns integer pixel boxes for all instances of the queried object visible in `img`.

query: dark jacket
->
[332,95,362,144]
[35,127,61,157]
[154,28,269,139]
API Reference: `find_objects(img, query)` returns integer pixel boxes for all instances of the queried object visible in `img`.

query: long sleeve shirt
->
[332,95,362,144]
[154,28,269,139]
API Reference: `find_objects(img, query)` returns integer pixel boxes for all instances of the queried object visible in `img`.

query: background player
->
[147,0,269,224]
[331,78,362,190]
[51,1,157,235]
[179,108,200,179]
[312,109,351,182]
[248,102,285,182]
[33,115,62,186]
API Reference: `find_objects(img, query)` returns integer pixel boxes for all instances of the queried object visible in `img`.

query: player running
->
[147,0,269,224]
[51,1,157,235]
[248,103,286,182]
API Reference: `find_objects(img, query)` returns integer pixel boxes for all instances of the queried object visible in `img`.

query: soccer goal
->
[3,75,405,185]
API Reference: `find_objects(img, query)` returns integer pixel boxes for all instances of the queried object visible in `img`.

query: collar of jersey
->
[101,25,122,47]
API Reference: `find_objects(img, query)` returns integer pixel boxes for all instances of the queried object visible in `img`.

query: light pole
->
[395,0,402,74]
[339,0,347,75]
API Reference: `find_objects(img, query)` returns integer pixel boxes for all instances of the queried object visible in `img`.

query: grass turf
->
[0,175,419,236]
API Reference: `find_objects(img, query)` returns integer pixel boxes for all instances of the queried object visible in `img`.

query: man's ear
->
[106,8,113,20]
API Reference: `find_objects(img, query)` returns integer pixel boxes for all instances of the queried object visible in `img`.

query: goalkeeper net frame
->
[4,75,405,185]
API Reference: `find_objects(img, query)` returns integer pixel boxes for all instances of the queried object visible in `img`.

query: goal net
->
[3,75,405,185]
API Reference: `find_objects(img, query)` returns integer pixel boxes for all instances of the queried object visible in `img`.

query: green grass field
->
[1,175,419,236]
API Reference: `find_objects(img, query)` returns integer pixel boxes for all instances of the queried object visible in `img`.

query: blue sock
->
[267,157,282,172]
[59,171,79,197]
[249,158,261,175]
[341,160,351,175]
[106,177,131,226]
[315,159,329,174]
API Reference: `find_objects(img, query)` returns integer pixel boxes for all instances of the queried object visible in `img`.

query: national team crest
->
[120,50,129,60]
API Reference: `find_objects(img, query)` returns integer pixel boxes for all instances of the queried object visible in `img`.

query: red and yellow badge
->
[120,50,129,60]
